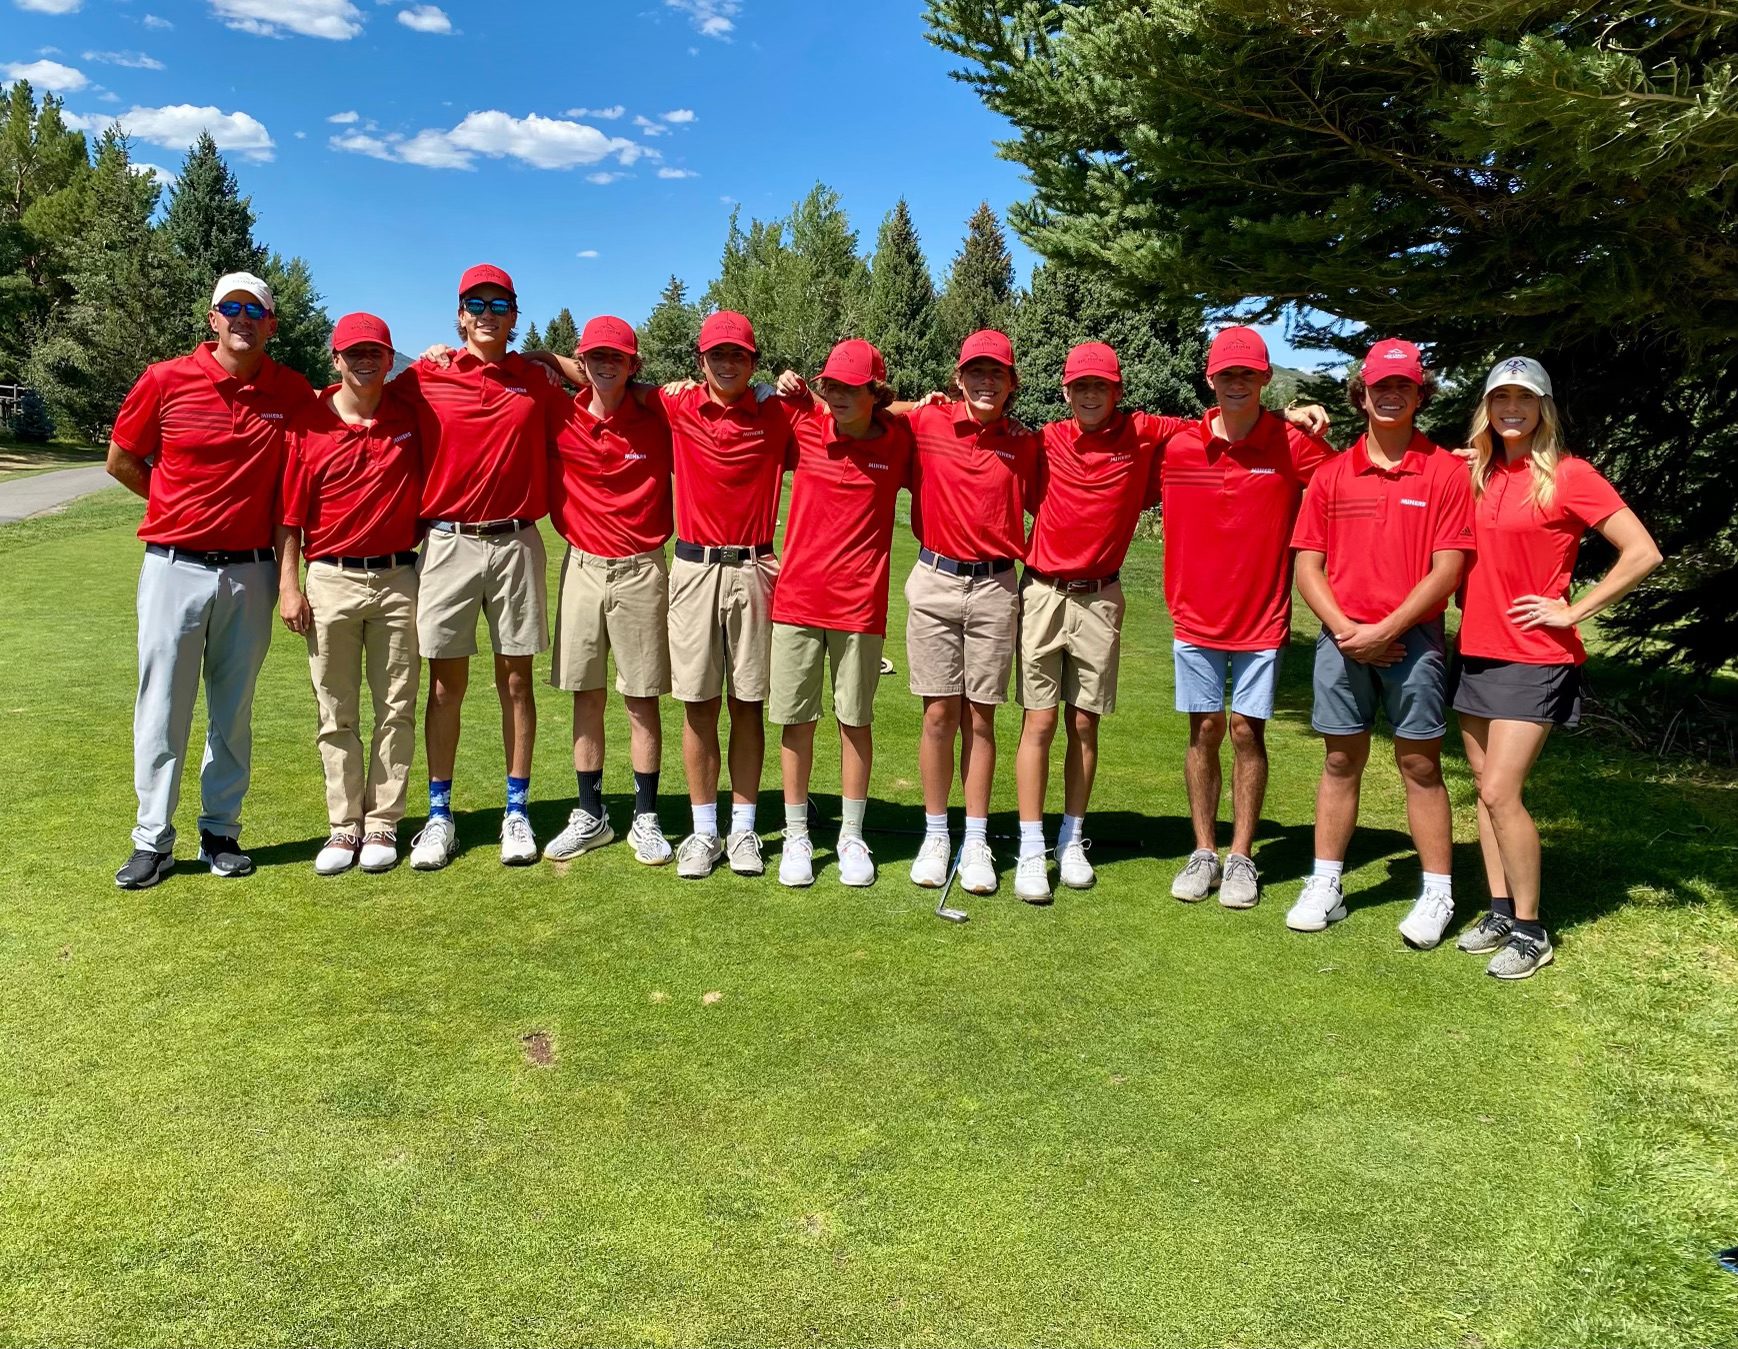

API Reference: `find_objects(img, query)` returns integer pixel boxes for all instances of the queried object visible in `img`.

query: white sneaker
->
[359,831,398,873]
[630,812,672,865]
[1171,848,1223,901]
[543,807,613,861]
[837,835,875,887]
[1058,838,1094,890]
[1398,888,1455,950]
[910,833,950,888]
[500,813,537,866]
[1014,851,1051,904]
[409,816,457,870]
[727,829,765,876]
[779,834,814,887]
[1286,874,1348,932]
[314,831,359,876]
[958,838,997,895]
[676,831,723,878]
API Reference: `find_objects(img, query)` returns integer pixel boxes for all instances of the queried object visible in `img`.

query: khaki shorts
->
[904,561,1018,705]
[667,553,778,703]
[769,624,885,727]
[417,524,549,660]
[1017,574,1127,714]
[550,546,671,697]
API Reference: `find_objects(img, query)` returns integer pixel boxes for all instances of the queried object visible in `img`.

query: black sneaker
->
[115,848,175,890]
[198,831,255,878]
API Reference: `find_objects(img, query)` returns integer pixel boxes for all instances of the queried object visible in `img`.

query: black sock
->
[1491,896,1516,919]
[1513,918,1546,939]
[633,769,659,817]
[576,770,603,818]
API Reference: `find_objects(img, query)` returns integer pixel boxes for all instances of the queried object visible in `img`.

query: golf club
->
[934,840,969,923]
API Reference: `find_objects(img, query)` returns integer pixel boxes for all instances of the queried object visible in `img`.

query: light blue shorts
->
[1172,641,1284,720]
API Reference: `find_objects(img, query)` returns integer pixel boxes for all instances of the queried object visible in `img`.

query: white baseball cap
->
[211,271,275,312]
[1483,355,1552,398]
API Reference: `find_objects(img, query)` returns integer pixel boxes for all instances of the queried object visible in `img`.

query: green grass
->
[0,433,106,483]
[2,494,1735,1347]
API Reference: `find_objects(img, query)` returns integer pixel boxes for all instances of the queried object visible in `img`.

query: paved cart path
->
[0,466,120,524]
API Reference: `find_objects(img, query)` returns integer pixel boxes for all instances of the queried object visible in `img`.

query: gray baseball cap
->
[1483,355,1552,398]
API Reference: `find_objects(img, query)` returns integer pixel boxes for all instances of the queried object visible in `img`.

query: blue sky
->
[5,0,1322,369]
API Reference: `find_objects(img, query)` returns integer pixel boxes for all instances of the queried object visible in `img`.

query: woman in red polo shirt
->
[1451,356,1661,979]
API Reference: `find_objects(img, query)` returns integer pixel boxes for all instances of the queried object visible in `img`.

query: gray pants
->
[132,550,275,851]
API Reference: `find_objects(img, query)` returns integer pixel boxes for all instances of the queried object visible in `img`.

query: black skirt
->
[1449,654,1586,727]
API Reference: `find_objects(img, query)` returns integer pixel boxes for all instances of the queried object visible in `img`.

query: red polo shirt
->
[772,404,914,636]
[111,342,315,551]
[392,350,566,523]
[1290,431,1476,625]
[907,400,1040,562]
[1028,410,1186,579]
[1457,454,1625,665]
[661,384,798,547]
[549,394,674,557]
[1162,409,1335,650]
[280,386,423,560]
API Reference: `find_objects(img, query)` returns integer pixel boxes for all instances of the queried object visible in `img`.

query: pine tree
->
[260,252,333,389]
[521,321,542,354]
[703,206,788,372]
[12,387,55,443]
[774,183,871,377]
[0,82,91,382]
[934,201,1016,381]
[542,308,579,359]
[638,275,701,385]
[864,199,941,398]
[163,132,265,344]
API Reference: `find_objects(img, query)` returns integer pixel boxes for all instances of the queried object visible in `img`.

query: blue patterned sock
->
[506,775,530,818]
[428,779,453,821]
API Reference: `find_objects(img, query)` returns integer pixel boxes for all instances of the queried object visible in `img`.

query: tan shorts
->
[903,561,1018,705]
[417,524,549,660]
[769,624,885,727]
[1016,573,1127,715]
[550,546,671,697]
[667,553,778,703]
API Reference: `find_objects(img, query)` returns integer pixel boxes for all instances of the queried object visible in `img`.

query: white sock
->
[924,811,949,840]
[692,802,718,837]
[1018,819,1045,860]
[784,800,808,838]
[731,801,757,836]
[1422,870,1453,897]
[1057,813,1084,852]
[1312,858,1344,885]
[963,816,989,843]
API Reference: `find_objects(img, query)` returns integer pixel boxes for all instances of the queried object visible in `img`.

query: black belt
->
[429,518,531,537]
[312,551,419,570]
[919,546,1014,578]
[1026,566,1120,594]
[674,539,774,565]
[147,543,274,567]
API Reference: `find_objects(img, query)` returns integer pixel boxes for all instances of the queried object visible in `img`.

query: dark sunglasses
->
[215,300,270,320]
[461,297,515,316]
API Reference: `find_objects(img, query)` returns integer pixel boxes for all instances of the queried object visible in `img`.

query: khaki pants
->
[416,524,548,659]
[667,553,778,703]
[1016,573,1126,715]
[769,624,885,727]
[550,547,671,696]
[304,562,421,833]
[903,561,1018,704]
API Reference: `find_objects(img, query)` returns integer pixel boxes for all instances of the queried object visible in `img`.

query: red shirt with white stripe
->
[1290,431,1476,625]
[1028,410,1185,579]
[1161,409,1335,650]
[111,342,315,551]
[1457,454,1625,665]
[662,384,798,547]
[549,394,674,557]
[907,401,1040,562]
[280,386,424,559]
[772,404,914,635]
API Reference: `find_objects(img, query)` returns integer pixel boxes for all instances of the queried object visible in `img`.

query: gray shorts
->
[1311,619,1447,740]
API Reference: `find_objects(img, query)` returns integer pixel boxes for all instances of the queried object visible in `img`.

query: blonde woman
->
[1451,356,1661,979]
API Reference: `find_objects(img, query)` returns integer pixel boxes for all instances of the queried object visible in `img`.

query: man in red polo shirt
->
[392,264,568,871]
[107,270,316,888]
[275,312,423,876]
[541,316,676,868]
[1162,327,1335,911]
[1288,338,1476,947]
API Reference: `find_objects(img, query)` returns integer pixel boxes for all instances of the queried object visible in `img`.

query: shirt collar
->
[1352,430,1432,476]
[951,400,1006,435]
[194,340,273,391]
[1201,406,1278,452]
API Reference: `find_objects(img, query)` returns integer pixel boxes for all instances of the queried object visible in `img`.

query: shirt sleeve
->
[279,433,311,529]
[1287,425,1336,483]
[110,365,163,458]
[1133,410,1190,445]
[1291,464,1331,551]
[1559,457,1627,531]
[1433,456,1478,554]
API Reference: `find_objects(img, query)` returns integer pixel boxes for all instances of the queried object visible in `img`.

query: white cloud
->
[16,0,83,13]
[2,59,87,92]
[657,167,698,179]
[142,14,173,27]
[396,4,450,33]
[210,0,364,40]
[97,89,119,102]
[576,249,598,259]
[632,115,668,137]
[586,171,625,184]
[293,129,306,138]
[666,0,738,39]
[138,162,177,188]
[564,105,624,120]
[327,109,359,123]
[331,109,646,172]
[83,50,166,70]
[661,108,696,124]
[65,103,275,160]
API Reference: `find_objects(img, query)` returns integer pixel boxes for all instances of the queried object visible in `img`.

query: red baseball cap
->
[1062,341,1121,385]
[957,329,1015,369]
[330,311,394,353]
[1363,338,1425,385]
[458,263,516,298]
[579,315,638,356]
[699,310,757,354]
[818,338,886,386]
[1206,326,1271,377]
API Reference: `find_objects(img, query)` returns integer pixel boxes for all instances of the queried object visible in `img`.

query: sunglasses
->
[461,298,515,316]
[215,300,270,320]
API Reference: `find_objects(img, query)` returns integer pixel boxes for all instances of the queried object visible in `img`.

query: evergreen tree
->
[638,274,702,385]
[864,199,941,398]
[163,132,265,344]
[0,82,91,381]
[542,308,579,359]
[774,183,871,377]
[934,201,1016,380]
[703,206,790,373]
[521,321,542,354]
[12,387,55,443]
[260,251,333,389]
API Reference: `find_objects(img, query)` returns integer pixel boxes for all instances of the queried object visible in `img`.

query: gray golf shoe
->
[1171,849,1222,901]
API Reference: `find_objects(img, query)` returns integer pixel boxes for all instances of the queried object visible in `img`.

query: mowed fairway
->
[2,493,1735,1348]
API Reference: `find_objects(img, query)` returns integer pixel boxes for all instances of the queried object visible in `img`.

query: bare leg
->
[1061,705,1099,817]
[725,696,765,806]
[424,656,469,781]
[919,695,962,816]
[1394,735,1452,875]
[682,696,722,807]
[1185,711,1226,852]
[839,721,873,801]
[781,718,818,807]
[960,698,998,819]
[1470,718,1552,920]
[1459,716,1510,900]
[494,653,535,779]
[571,687,606,773]
[1313,732,1371,863]
[1227,713,1269,857]
[624,694,662,775]
[1015,705,1059,823]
